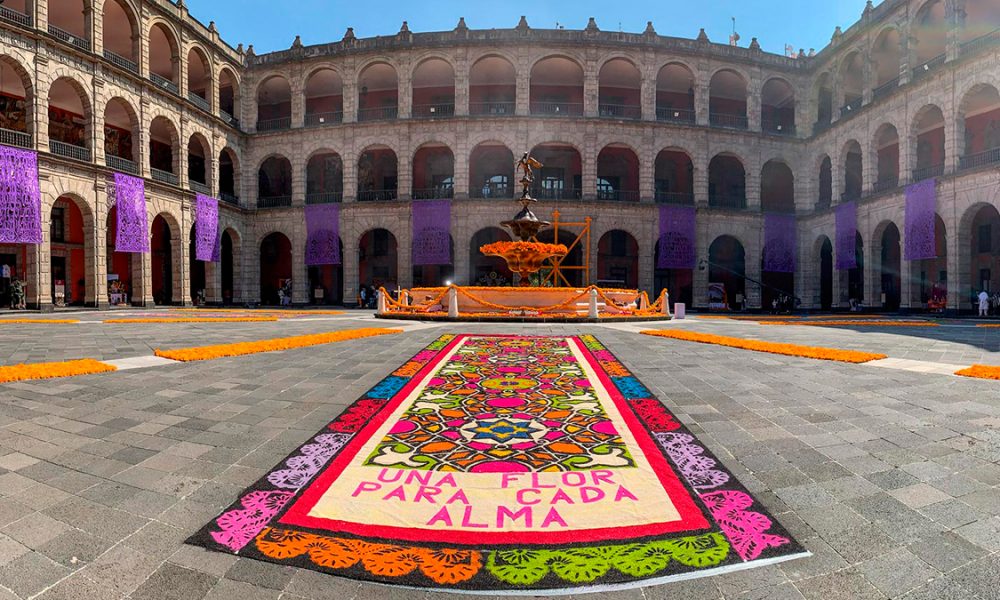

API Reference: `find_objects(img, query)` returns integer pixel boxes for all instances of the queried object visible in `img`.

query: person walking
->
[978,289,990,317]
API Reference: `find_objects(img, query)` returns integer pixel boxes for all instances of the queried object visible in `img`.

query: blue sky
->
[185,0,873,56]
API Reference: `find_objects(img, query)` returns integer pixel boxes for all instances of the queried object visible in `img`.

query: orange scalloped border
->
[641,329,887,363]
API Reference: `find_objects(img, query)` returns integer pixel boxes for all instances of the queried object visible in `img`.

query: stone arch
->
[103,95,140,166]
[259,230,293,305]
[186,42,214,104]
[150,210,182,305]
[46,75,93,151]
[187,131,212,189]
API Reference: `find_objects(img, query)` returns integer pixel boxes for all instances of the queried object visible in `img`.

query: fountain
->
[377,153,671,321]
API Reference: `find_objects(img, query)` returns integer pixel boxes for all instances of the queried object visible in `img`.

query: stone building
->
[0,0,998,310]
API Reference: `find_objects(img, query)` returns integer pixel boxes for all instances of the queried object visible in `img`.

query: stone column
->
[454,54,469,117]
[292,227,308,304]
[694,80,709,126]
[693,216,710,307]
[135,250,153,306]
[747,78,762,132]
[204,261,221,304]
[290,76,305,129]
[516,50,530,116]
[176,211,190,306]
[583,62,599,118]
[397,58,412,120]
[641,67,656,122]
[899,253,913,311]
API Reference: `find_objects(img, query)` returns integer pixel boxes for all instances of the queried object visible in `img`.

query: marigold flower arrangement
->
[479,241,569,286]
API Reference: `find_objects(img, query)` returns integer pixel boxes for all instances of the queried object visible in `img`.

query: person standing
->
[359,285,367,308]
[978,289,990,317]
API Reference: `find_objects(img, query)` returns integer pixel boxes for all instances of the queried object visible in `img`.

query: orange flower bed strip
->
[0,319,80,324]
[478,241,568,256]
[640,329,888,363]
[956,365,1000,380]
[975,324,1000,328]
[154,327,403,362]
[0,359,116,384]
[762,320,937,327]
[104,317,279,324]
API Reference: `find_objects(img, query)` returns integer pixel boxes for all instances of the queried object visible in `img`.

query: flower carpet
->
[190,334,806,593]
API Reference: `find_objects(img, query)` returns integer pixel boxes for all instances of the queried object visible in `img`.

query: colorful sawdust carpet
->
[190,334,807,593]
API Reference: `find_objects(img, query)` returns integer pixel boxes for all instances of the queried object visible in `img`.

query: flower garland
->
[956,365,1000,380]
[762,320,937,327]
[155,328,402,362]
[478,241,568,256]
[0,359,116,384]
[641,329,887,363]
[0,319,80,324]
[105,318,280,324]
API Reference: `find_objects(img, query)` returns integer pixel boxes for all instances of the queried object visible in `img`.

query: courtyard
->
[0,312,995,598]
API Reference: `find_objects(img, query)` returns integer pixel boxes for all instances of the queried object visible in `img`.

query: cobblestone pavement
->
[0,317,997,599]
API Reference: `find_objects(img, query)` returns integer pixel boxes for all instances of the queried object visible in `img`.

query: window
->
[979,224,992,253]
[483,174,509,197]
[51,207,65,243]
[598,177,619,201]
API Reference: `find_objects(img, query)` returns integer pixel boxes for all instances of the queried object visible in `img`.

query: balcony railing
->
[761,118,796,136]
[912,164,944,181]
[708,194,747,210]
[656,107,696,124]
[220,110,240,129]
[412,187,454,200]
[49,140,91,162]
[188,92,211,112]
[0,128,32,149]
[872,178,899,194]
[150,73,179,95]
[106,155,137,175]
[305,191,343,204]
[357,189,398,202]
[839,98,862,118]
[872,77,899,100]
[841,190,862,203]
[960,147,1000,171]
[816,195,832,210]
[257,117,291,132]
[654,191,695,205]
[412,103,455,119]
[813,118,833,135]
[709,112,748,130]
[530,102,583,117]
[189,180,211,195]
[304,111,343,127]
[103,50,139,74]
[470,101,515,116]
[597,189,640,202]
[912,54,946,81]
[961,28,1000,57]
[0,5,32,27]
[531,187,582,201]
[48,24,90,51]
[598,104,641,120]
[357,106,398,122]
[220,192,239,205]
[471,183,513,199]
[151,168,179,186]
[257,195,292,208]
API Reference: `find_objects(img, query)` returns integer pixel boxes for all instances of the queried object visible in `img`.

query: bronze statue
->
[516,152,542,200]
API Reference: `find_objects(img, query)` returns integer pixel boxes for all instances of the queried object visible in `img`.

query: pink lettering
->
[382,486,407,501]
[562,472,586,487]
[580,487,605,503]
[405,471,432,486]
[351,482,381,497]
[516,488,541,505]
[461,506,489,528]
[550,489,575,505]
[501,473,523,488]
[426,507,453,526]
[530,473,556,489]
[541,508,568,528]
[376,469,402,483]
[435,473,458,488]
[445,489,470,505]
[614,486,639,502]
[591,470,615,486]
[414,486,441,504]
[496,506,533,528]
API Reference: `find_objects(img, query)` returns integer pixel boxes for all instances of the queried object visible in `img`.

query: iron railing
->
[708,194,747,210]
[762,118,796,136]
[305,191,343,204]
[839,98,862,118]
[220,110,240,129]
[709,112,748,130]
[841,190,862,203]
[654,191,695,205]
[256,117,291,132]
[656,107,696,123]
[48,24,90,51]
[357,106,398,122]
[960,147,1000,171]
[412,103,455,119]
[189,181,211,195]
[103,50,139,74]
[912,164,944,181]
[912,54,946,81]
[531,187,582,201]
[872,178,899,194]
[220,192,239,205]
[598,104,641,120]
[961,28,1000,57]
[49,140,91,162]
[151,168,179,186]
[597,189,640,202]
[469,101,515,116]
[150,73,179,95]
[106,155,137,175]
[188,92,211,112]
[257,195,292,208]
[872,77,899,100]
[357,189,398,201]
[304,111,343,127]
[0,5,32,27]
[0,128,32,149]
[530,101,583,117]
[471,183,513,199]
[412,187,454,200]
[813,118,833,135]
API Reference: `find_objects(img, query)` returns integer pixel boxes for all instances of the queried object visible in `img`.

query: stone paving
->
[0,315,996,599]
